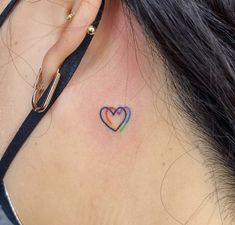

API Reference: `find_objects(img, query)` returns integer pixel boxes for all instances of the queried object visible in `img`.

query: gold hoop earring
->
[32,68,61,113]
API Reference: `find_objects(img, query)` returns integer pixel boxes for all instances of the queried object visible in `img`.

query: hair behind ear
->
[206,0,235,27]
[122,0,235,221]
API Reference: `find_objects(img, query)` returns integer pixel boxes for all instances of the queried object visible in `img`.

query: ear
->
[41,0,103,85]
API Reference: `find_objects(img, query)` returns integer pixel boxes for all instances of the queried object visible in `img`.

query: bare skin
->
[0,0,227,224]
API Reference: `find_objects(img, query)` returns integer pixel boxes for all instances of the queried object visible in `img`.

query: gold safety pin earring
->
[32,68,61,113]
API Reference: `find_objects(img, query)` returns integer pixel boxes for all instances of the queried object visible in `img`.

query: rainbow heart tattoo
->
[100,106,131,132]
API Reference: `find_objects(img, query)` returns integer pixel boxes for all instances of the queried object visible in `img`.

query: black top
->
[0,1,105,224]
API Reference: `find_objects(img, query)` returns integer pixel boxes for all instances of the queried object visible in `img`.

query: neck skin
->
[0,1,224,224]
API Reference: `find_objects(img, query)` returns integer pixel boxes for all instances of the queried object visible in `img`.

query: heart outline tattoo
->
[100,106,131,132]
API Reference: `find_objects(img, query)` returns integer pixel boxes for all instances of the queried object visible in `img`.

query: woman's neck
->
[1,0,225,224]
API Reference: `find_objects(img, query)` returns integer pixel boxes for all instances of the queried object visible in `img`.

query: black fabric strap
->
[0,0,17,27]
[0,0,105,181]
[0,181,20,225]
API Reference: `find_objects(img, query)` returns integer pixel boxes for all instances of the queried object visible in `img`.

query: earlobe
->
[39,0,103,89]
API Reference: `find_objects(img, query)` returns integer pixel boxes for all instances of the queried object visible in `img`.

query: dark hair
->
[122,0,235,221]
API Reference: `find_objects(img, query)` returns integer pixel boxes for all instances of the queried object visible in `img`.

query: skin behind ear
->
[41,0,102,86]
